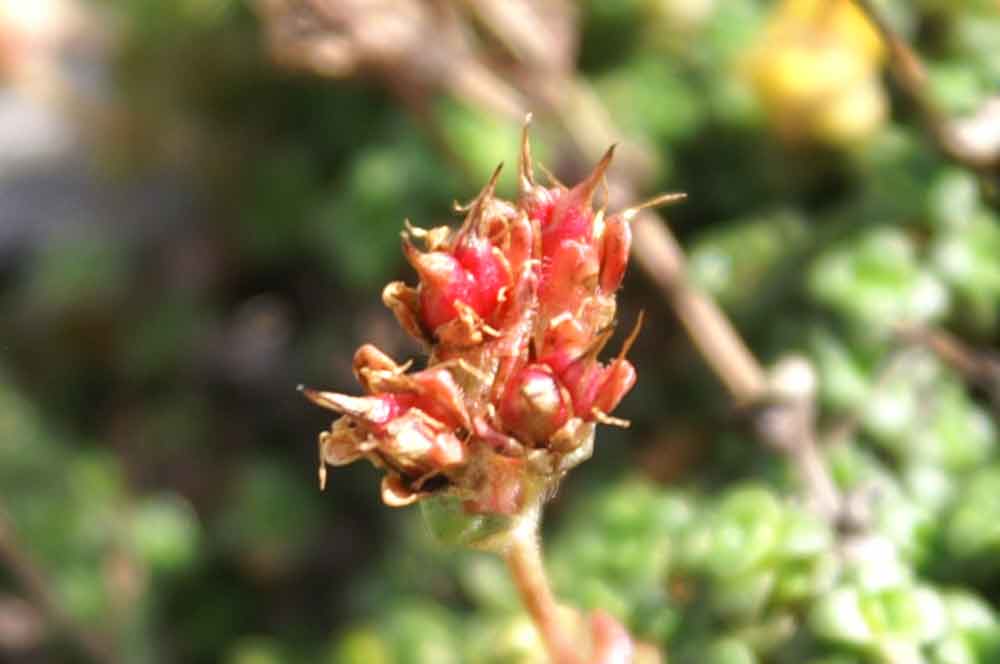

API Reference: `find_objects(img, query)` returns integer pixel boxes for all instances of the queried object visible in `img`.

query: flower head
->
[303,124,667,515]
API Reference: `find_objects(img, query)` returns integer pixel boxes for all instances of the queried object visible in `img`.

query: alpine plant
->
[302,127,665,521]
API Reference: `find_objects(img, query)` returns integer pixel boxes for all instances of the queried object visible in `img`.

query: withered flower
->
[302,124,652,518]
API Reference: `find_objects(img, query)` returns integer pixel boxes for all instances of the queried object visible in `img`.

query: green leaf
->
[420,496,513,549]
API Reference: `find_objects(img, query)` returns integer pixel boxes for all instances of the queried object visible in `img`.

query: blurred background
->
[1,1,999,662]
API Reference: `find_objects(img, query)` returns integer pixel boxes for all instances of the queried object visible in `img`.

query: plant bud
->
[303,124,682,518]
[499,365,571,446]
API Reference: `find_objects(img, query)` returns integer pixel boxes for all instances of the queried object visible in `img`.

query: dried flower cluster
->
[303,127,668,517]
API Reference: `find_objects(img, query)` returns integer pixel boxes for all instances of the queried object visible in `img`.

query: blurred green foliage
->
[1,0,999,662]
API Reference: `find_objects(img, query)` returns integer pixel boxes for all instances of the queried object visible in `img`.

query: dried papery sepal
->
[382,281,427,344]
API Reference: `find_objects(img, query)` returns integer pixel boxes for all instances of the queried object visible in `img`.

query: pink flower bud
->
[498,364,571,446]
[593,359,638,416]
[598,214,631,294]
[405,246,474,332]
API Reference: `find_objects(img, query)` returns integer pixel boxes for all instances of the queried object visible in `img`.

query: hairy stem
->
[504,522,583,664]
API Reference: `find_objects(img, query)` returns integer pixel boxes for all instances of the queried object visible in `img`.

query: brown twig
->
[896,323,1000,411]
[0,510,118,664]
[850,0,1000,173]
[627,208,769,402]
[616,187,841,519]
